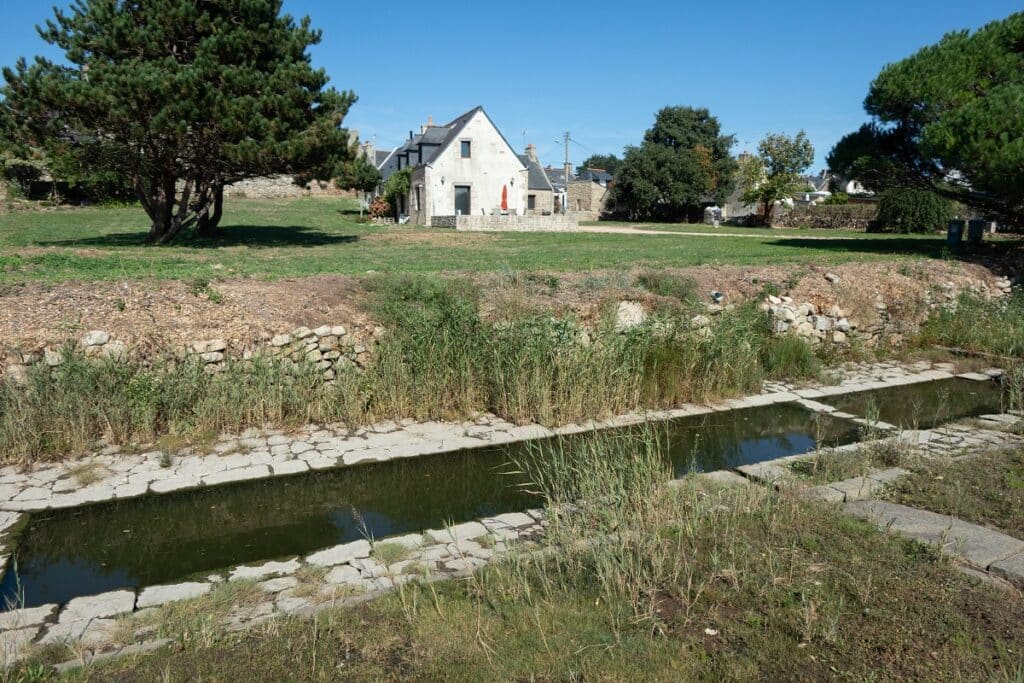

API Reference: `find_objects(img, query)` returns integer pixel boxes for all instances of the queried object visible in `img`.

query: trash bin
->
[947,220,965,248]
[967,219,986,245]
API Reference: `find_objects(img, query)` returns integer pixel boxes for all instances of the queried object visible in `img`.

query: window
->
[527,194,536,210]
[460,140,472,158]
[454,185,471,215]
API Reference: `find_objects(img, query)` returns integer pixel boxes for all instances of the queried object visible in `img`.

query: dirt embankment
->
[1,259,1013,353]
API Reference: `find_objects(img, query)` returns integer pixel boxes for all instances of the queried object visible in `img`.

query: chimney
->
[427,115,434,127]
[525,143,539,164]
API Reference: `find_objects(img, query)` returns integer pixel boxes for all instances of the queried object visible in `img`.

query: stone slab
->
[0,625,39,661]
[202,466,270,486]
[990,552,1024,589]
[425,521,488,544]
[0,603,57,631]
[136,581,211,608]
[230,558,301,581]
[802,485,846,503]
[61,589,136,621]
[306,539,371,567]
[694,470,751,487]
[845,500,1024,568]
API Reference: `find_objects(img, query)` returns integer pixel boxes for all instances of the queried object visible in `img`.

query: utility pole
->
[562,131,572,211]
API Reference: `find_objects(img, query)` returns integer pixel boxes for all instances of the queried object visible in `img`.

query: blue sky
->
[1,1,1018,170]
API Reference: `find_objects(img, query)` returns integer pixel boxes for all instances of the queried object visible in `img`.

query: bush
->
[772,204,875,230]
[873,188,953,234]
[368,196,390,219]
[822,192,849,205]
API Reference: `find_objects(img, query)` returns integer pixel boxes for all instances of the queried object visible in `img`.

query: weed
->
[66,461,108,487]
[918,291,1024,357]
[635,270,698,304]
[372,542,411,566]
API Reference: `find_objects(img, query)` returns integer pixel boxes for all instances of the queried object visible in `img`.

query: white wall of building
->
[415,111,527,223]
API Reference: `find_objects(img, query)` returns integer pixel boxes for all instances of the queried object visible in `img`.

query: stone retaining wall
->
[2,324,382,386]
[221,176,348,200]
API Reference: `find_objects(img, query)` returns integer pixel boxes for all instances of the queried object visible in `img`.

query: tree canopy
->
[608,106,736,221]
[1,0,356,243]
[576,154,622,177]
[335,155,381,194]
[827,11,1024,226]
[738,132,814,223]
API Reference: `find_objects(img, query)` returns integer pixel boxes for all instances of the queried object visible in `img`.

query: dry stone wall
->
[2,324,382,385]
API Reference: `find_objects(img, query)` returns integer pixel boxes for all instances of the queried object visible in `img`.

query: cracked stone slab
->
[202,465,270,486]
[136,581,211,608]
[61,589,136,621]
[0,625,40,662]
[259,576,299,593]
[425,521,488,544]
[845,500,1024,568]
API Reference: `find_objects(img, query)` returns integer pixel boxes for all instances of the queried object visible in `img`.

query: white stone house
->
[381,107,530,225]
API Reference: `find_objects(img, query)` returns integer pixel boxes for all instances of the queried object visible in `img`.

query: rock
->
[101,340,128,360]
[61,590,135,621]
[779,307,796,322]
[832,331,848,344]
[615,301,646,330]
[690,315,711,328]
[794,321,815,337]
[5,365,28,386]
[324,565,362,585]
[834,318,851,332]
[824,273,840,284]
[259,577,299,593]
[81,331,110,347]
[312,325,333,337]
[767,295,782,305]
[812,316,832,332]
[772,320,791,334]
[292,327,312,339]
[136,582,211,608]
[0,626,40,660]
[43,348,63,367]
[271,334,292,347]
[200,351,225,363]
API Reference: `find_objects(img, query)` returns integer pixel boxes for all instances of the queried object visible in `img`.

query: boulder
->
[81,331,110,347]
[615,302,646,330]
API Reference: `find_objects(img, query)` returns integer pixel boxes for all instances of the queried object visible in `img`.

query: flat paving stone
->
[230,558,301,580]
[306,539,371,567]
[845,500,1024,568]
[259,577,299,593]
[324,565,361,585]
[61,589,135,621]
[425,521,488,544]
[202,465,270,486]
[0,604,57,631]
[136,581,211,608]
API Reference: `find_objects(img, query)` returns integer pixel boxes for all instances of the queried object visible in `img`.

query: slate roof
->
[577,168,613,185]
[544,166,574,189]
[374,150,393,167]
[389,107,526,173]
[517,155,554,192]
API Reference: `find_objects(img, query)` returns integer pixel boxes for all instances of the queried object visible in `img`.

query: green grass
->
[918,291,1024,358]
[21,433,1024,681]
[0,197,966,284]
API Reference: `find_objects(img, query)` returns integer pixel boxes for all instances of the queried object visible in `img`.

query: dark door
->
[454,185,471,215]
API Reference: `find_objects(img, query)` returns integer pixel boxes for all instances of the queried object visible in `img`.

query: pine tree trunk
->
[197,183,224,236]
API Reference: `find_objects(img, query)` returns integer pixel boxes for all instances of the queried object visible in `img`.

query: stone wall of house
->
[567,181,608,215]
[1,325,383,386]
[440,214,579,232]
[222,176,349,200]
[525,189,554,215]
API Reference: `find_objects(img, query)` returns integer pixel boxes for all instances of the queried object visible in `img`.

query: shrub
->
[873,188,953,234]
[821,192,849,205]
[368,196,390,219]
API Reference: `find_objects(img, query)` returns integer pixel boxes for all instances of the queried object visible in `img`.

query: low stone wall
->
[222,176,347,200]
[2,325,382,385]
[438,214,579,232]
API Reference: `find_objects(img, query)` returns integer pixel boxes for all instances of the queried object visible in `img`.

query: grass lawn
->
[0,197,966,284]
[883,445,1024,540]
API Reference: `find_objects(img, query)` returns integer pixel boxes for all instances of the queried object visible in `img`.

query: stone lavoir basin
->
[1,402,861,609]
[825,377,1006,430]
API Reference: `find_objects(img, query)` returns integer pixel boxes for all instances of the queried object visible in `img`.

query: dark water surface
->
[2,402,857,608]
[826,378,1005,429]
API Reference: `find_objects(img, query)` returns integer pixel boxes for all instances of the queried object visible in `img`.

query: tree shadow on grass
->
[32,225,363,249]
[764,236,1020,263]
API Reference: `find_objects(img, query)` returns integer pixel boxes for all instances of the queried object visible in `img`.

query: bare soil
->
[1,259,1005,351]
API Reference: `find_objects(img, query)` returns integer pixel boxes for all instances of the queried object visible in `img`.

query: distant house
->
[378,107,531,224]
[518,145,554,214]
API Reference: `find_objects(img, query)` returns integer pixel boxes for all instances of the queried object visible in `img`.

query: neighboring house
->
[544,165,573,214]
[380,107,530,224]
[567,167,612,217]
[518,144,555,214]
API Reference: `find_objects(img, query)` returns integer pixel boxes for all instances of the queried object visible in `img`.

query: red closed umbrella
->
[501,185,508,211]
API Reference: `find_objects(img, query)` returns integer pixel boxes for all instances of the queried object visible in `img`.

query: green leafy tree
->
[738,132,814,224]
[381,167,412,217]
[335,155,381,194]
[576,154,622,177]
[1,0,356,243]
[609,106,736,221]
[827,12,1024,226]
[874,188,953,233]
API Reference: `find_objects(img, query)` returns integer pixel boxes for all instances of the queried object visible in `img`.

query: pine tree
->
[1,0,356,243]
